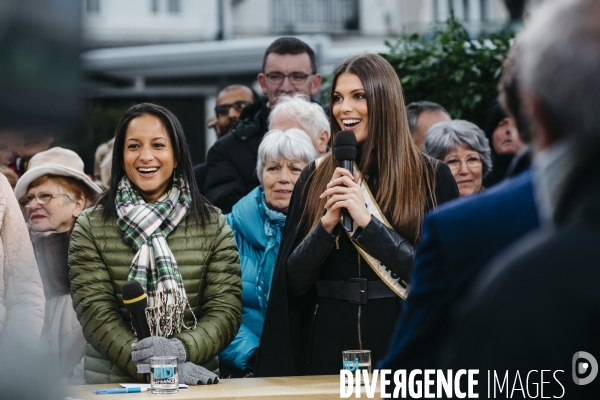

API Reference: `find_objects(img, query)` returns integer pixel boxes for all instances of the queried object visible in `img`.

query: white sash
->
[315,158,410,299]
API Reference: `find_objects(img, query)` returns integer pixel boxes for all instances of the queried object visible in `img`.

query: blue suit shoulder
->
[430,171,535,222]
[378,171,539,371]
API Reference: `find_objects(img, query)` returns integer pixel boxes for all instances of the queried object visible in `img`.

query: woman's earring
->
[173,168,178,185]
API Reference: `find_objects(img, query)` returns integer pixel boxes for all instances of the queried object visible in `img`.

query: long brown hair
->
[301,53,437,245]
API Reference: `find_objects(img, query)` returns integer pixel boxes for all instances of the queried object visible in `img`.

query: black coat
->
[442,146,600,398]
[255,158,459,376]
[203,98,270,213]
[193,162,209,195]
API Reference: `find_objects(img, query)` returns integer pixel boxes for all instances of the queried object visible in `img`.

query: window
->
[167,0,180,13]
[272,0,359,33]
[151,0,159,13]
[86,0,100,14]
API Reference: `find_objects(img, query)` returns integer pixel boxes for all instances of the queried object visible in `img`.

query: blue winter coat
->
[219,187,285,371]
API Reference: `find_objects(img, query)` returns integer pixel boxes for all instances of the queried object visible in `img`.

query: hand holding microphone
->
[123,281,186,374]
[320,131,371,233]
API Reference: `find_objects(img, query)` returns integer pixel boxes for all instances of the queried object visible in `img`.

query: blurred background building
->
[80,0,540,168]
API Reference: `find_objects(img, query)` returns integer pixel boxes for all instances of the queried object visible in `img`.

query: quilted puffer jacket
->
[219,187,285,371]
[68,206,242,384]
[0,174,45,350]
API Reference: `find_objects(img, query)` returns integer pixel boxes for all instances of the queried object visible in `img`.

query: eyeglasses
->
[264,72,314,85]
[19,192,71,208]
[445,156,482,171]
[215,100,251,117]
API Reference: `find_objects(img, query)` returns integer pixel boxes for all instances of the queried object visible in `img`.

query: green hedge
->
[381,16,513,129]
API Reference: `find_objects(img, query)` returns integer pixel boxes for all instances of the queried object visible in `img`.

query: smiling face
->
[492,117,526,155]
[443,146,483,197]
[262,157,307,212]
[25,178,84,233]
[123,114,177,203]
[332,73,369,144]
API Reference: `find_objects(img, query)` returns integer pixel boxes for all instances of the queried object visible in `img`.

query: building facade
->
[81,0,537,164]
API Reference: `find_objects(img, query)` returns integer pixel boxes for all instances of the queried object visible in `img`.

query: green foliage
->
[381,15,513,128]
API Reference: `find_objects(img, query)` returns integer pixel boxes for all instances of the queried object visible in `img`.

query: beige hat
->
[14,147,102,201]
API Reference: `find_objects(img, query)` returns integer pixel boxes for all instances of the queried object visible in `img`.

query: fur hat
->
[14,147,102,201]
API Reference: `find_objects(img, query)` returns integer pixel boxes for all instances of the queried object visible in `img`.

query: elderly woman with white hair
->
[219,128,317,377]
[268,94,330,156]
[425,120,492,197]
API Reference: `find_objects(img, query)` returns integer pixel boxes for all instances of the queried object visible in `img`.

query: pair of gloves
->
[131,337,219,385]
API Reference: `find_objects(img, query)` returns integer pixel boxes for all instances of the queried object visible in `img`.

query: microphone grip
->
[340,160,354,174]
[339,159,354,232]
[131,311,151,341]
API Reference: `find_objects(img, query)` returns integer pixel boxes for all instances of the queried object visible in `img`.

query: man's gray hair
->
[424,120,492,177]
[406,101,450,135]
[256,128,318,184]
[268,94,330,140]
[518,0,600,145]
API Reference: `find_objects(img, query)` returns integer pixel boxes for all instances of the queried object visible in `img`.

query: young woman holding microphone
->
[256,53,459,376]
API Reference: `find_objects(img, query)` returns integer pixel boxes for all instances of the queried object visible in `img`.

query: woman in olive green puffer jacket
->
[68,103,242,384]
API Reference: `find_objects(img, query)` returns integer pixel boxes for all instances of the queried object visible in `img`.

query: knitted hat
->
[14,147,102,200]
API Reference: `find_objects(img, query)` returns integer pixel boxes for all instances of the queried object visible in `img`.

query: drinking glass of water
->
[150,356,179,394]
[342,350,371,381]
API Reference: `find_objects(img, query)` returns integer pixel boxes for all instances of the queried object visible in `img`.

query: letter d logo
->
[572,351,598,385]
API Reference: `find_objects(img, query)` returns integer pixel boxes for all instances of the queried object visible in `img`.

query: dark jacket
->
[193,162,209,196]
[379,170,539,372]
[504,146,532,179]
[68,206,243,384]
[255,158,459,377]
[441,148,600,398]
[203,98,270,213]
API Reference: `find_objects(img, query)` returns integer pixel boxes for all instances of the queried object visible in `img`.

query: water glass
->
[342,349,371,380]
[150,356,179,394]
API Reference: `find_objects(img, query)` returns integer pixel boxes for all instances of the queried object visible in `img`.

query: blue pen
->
[92,387,147,395]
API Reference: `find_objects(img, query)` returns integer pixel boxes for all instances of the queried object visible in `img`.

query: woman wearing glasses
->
[14,147,102,384]
[425,120,492,197]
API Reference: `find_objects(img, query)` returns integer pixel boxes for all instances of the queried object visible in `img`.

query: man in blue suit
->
[379,169,539,371]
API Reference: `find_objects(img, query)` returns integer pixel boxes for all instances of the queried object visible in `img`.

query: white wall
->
[231,0,271,37]
[84,0,220,45]
[359,0,398,35]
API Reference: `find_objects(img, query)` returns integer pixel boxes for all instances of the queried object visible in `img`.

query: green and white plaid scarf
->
[116,176,197,338]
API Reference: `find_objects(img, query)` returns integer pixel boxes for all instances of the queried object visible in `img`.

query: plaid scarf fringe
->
[145,291,197,337]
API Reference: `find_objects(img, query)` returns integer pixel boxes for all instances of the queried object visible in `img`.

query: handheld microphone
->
[122,280,151,340]
[334,131,358,232]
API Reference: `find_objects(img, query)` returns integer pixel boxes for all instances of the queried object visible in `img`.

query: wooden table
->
[67,375,380,399]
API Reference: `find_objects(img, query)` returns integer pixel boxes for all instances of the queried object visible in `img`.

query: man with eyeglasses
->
[203,37,322,213]
[213,85,257,138]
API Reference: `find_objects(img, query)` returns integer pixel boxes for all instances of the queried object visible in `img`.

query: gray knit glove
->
[131,336,186,374]
[179,362,219,385]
